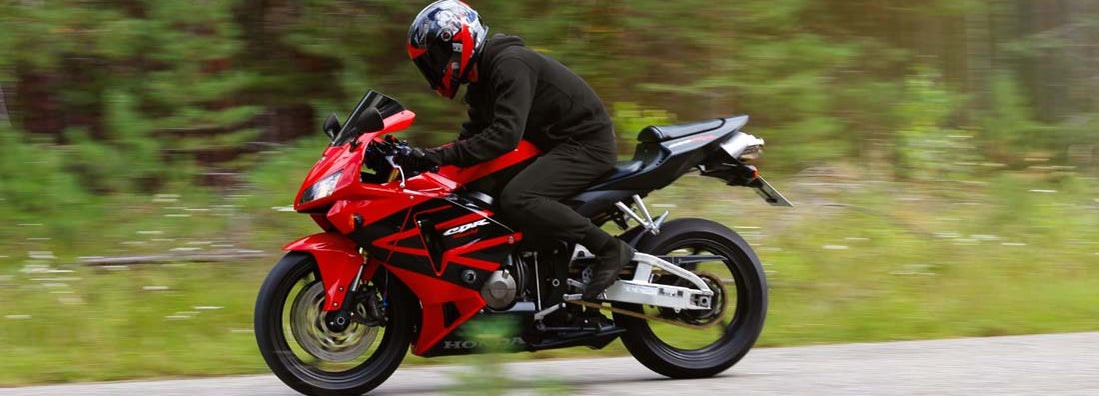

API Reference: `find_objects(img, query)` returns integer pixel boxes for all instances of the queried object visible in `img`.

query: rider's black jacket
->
[435,34,614,167]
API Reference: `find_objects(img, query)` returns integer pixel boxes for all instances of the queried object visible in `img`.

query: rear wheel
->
[255,252,414,396]
[615,218,768,378]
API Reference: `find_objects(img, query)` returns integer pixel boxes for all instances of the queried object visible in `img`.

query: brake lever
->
[385,155,407,190]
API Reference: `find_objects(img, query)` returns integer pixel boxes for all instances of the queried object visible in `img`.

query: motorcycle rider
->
[401,0,632,300]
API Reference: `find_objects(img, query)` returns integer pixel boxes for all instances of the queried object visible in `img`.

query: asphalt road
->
[4,332,1098,395]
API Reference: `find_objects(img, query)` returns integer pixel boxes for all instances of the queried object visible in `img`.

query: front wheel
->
[615,218,768,379]
[254,252,414,396]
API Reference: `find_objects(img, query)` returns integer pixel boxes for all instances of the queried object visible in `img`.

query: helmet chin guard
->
[408,0,488,99]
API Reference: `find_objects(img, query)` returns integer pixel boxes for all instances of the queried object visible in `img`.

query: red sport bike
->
[254,91,793,395]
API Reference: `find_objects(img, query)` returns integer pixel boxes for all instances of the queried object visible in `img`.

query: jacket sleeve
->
[437,57,536,167]
[458,92,486,140]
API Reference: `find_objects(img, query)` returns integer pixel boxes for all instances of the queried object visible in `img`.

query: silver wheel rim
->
[289,281,378,363]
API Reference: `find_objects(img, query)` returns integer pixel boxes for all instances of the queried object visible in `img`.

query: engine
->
[480,255,527,310]
[480,268,517,310]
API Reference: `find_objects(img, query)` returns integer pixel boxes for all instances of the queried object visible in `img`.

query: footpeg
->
[566,279,586,291]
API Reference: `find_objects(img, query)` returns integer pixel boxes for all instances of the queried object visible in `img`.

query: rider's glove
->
[397,147,442,173]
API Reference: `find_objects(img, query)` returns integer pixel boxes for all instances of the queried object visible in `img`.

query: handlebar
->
[374,135,424,190]
[362,135,410,189]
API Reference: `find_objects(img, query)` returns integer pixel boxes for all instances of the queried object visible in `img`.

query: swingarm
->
[571,252,720,311]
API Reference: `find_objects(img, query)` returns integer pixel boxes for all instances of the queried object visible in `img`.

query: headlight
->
[299,171,344,204]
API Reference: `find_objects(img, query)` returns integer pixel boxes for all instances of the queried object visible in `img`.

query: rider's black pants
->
[497,133,617,244]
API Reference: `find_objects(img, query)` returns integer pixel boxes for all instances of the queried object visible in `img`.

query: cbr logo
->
[443,219,491,236]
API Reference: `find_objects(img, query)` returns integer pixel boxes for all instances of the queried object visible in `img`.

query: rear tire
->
[615,218,768,379]
[255,252,414,396]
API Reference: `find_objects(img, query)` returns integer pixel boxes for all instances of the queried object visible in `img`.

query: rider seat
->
[638,119,726,143]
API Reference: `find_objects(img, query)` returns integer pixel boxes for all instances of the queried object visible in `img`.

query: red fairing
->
[287,106,543,352]
[372,211,512,275]
[386,265,487,356]
[436,140,542,185]
[283,233,365,312]
[293,110,418,213]
[442,233,522,272]
[361,206,524,355]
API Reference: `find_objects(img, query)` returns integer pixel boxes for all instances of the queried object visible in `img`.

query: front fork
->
[282,232,380,313]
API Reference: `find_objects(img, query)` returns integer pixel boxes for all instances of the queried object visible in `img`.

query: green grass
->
[2,171,1098,385]
[0,262,266,383]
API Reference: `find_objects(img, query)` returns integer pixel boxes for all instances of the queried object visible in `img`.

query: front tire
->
[615,218,768,379]
[255,252,414,396]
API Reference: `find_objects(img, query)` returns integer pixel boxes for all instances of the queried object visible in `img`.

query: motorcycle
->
[254,90,793,395]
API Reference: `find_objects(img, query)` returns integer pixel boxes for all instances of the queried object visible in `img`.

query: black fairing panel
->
[348,196,515,292]
[566,115,748,216]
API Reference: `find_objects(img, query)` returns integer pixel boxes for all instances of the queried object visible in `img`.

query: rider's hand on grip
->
[395,146,442,173]
[376,135,413,158]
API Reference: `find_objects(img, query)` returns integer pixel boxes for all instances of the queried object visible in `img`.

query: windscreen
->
[333,90,407,146]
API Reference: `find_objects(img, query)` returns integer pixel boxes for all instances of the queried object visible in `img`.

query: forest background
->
[1,0,1097,385]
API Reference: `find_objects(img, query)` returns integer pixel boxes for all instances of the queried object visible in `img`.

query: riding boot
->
[581,226,634,300]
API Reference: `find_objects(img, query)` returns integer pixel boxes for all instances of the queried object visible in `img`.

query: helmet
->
[407,0,489,99]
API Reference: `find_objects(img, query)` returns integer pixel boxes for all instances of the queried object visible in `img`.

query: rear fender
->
[700,137,795,207]
[700,130,765,187]
[283,233,379,312]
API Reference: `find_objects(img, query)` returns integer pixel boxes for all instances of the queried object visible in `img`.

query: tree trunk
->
[964,3,994,112]
[15,69,65,138]
[0,83,10,128]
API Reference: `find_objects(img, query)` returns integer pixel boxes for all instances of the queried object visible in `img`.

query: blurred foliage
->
[0,0,1095,182]
[0,126,94,246]
[892,70,976,181]
[1,0,1098,385]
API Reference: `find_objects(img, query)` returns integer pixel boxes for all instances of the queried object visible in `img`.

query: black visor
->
[412,41,454,89]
